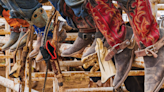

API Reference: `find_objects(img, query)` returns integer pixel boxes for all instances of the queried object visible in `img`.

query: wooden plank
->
[5,50,11,92]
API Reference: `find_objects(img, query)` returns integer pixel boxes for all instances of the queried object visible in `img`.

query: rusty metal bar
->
[32,71,164,89]
[65,87,113,92]
[151,1,158,19]
[25,59,29,90]
[65,87,129,92]
[53,78,59,92]
[0,36,9,44]
[0,76,20,91]
[150,0,164,4]
[5,50,11,92]
[132,57,144,68]
[29,26,34,92]
[0,76,38,92]
[59,61,82,67]
[0,29,10,35]
[158,5,164,10]
[32,70,145,79]
[0,55,13,59]
[3,17,11,92]
[32,77,54,81]
[65,33,78,41]
[0,63,14,67]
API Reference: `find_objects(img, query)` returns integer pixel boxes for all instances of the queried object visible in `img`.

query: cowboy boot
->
[2,27,20,51]
[61,29,95,57]
[82,31,104,58]
[58,16,74,32]
[36,51,44,62]
[10,27,28,52]
[135,28,164,92]
[112,26,134,90]
[29,34,42,58]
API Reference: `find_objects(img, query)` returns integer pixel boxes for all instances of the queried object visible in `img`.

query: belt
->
[105,39,131,61]
[135,36,164,58]
[10,27,20,33]
[19,27,28,32]
[79,28,96,33]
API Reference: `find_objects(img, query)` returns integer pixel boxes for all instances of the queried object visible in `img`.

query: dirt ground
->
[0,66,53,92]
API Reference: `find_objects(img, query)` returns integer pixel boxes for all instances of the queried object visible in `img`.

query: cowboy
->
[0,1,29,51]
[2,0,164,91]
[81,0,164,91]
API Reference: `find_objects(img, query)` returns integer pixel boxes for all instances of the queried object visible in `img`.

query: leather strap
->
[78,32,95,40]
[79,28,96,33]
[135,36,164,58]
[105,39,131,61]
[19,27,28,32]
[10,27,20,32]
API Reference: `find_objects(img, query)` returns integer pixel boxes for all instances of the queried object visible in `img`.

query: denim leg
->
[2,0,42,20]
[33,25,53,38]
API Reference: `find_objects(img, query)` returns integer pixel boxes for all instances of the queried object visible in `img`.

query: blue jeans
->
[1,0,94,29]
[33,25,53,37]
[1,0,42,20]
[49,0,88,17]
[49,0,94,29]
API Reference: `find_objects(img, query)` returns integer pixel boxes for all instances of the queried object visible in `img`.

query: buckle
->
[82,33,95,40]
[112,40,131,54]
[111,43,122,54]
[19,27,27,32]
[145,45,158,56]
[82,33,88,40]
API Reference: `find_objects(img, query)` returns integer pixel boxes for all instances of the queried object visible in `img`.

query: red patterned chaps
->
[86,0,159,48]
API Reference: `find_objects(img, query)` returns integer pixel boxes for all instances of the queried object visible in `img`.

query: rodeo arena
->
[1,0,164,92]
